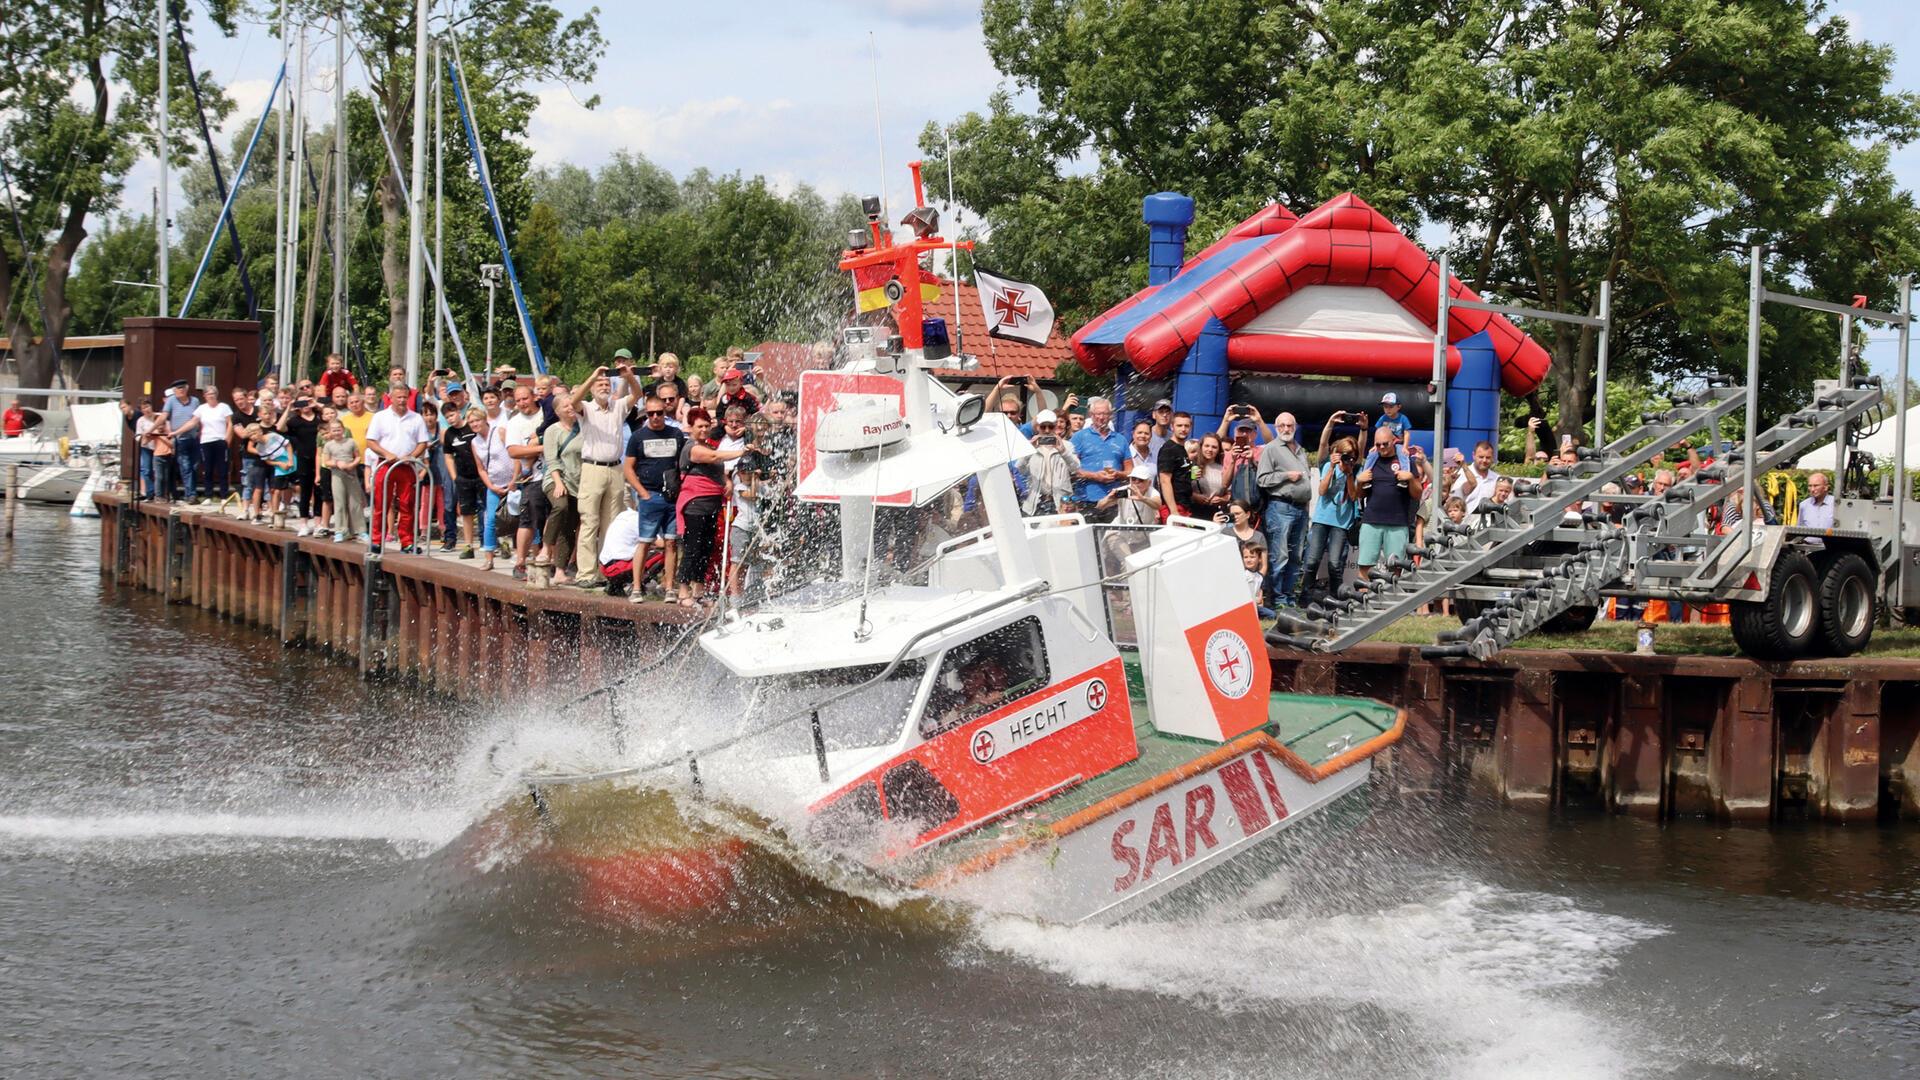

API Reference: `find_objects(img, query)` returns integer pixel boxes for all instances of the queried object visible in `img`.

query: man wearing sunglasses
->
[1020,409,1080,515]
[622,394,687,599]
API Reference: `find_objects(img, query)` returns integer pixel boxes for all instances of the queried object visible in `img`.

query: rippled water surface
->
[2,507,1916,1079]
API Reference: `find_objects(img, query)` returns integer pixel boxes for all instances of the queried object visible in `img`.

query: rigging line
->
[170,0,258,322]
[346,33,478,392]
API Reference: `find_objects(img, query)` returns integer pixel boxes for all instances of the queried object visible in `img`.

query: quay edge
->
[90,492,1920,824]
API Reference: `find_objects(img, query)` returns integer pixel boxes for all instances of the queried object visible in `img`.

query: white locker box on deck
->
[1124,529,1271,742]
[929,521,1105,635]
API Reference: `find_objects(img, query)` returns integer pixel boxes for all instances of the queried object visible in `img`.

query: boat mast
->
[332,6,346,359]
[287,21,307,378]
[402,0,430,386]
[155,0,170,318]
[433,35,443,380]
[272,0,287,379]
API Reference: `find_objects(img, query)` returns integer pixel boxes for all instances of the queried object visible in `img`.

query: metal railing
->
[367,456,437,554]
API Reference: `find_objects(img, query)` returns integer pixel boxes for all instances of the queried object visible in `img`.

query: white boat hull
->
[927,742,1372,924]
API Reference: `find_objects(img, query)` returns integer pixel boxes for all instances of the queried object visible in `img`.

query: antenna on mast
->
[869,31,888,224]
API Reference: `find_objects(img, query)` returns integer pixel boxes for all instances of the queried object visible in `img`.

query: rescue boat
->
[481,166,1402,924]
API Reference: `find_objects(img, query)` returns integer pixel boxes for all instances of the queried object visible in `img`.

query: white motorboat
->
[471,168,1402,925]
[0,399,123,512]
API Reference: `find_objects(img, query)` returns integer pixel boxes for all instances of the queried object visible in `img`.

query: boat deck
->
[910,653,1401,880]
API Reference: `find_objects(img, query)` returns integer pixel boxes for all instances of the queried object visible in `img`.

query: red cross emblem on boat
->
[971,729,997,764]
[1203,629,1256,699]
[1085,678,1108,711]
[992,287,1032,328]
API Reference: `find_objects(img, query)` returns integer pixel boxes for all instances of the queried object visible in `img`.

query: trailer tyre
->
[1817,553,1875,657]
[1543,605,1599,635]
[1730,551,1819,660]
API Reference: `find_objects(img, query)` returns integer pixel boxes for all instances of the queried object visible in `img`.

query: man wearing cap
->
[363,384,432,554]
[1147,399,1175,459]
[1069,396,1129,520]
[1376,392,1413,442]
[162,379,204,502]
[1097,462,1163,526]
[570,353,643,587]
[1021,409,1079,515]
[1256,411,1312,605]
[717,362,760,416]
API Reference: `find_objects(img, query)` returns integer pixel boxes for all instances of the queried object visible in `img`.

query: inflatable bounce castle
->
[1071,192,1552,455]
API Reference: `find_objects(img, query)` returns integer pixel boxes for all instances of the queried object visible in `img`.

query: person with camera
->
[1214,402,1275,445]
[1302,433,1362,600]
[1255,411,1312,605]
[1354,426,1423,581]
[569,354,643,589]
[622,392,687,600]
[277,394,324,535]
[1452,440,1501,511]
[1022,409,1081,516]
[987,374,1043,436]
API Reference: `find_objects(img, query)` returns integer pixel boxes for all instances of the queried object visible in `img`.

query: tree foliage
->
[0,0,237,403]
[931,0,1920,434]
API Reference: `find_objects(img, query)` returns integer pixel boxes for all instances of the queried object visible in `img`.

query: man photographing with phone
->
[569,349,643,588]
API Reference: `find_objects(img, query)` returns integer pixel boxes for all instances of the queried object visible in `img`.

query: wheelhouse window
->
[748,660,928,753]
[920,616,1051,740]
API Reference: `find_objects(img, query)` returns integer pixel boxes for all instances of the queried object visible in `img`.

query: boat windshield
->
[747,660,928,754]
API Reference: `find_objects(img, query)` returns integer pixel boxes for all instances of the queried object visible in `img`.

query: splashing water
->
[967,877,1666,1080]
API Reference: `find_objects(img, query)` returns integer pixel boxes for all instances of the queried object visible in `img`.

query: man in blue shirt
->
[160,379,202,502]
[1069,395,1129,515]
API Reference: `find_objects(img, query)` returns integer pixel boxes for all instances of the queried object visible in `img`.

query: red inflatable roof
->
[1072,194,1551,396]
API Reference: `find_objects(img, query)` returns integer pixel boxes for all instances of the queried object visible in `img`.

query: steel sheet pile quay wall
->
[95,493,693,699]
[1272,643,1920,824]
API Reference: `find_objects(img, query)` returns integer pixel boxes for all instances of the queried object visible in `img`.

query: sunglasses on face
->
[645,410,666,418]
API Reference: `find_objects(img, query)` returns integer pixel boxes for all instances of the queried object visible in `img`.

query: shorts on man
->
[1356,523,1410,567]
[634,490,678,541]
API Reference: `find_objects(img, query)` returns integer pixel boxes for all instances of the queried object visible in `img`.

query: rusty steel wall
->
[91,495,1920,825]
[93,493,696,702]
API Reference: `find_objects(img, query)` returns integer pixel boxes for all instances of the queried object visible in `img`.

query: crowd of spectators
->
[123,347,800,609]
[118,354,1820,621]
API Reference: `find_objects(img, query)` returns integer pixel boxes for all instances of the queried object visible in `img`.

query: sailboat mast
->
[155,0,170,318]
[402,0,430,386]
[433,36,443,379]
[333,8,346,358]
[272,0,287,378]
[287,20,307,378]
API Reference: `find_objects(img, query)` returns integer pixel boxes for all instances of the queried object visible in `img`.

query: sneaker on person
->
[333,530,348,543]
[459,546,474,560]
[627,587,646,605]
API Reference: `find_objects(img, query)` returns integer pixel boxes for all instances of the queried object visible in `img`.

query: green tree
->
[0,0,236,403]
[935,0,1920,434]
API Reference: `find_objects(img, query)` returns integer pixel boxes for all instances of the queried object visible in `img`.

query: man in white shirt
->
[1799,471,1836,529]
[1451,440,1501,512]
[364,386,432,553]
[569,355,642,588]
[193,385,235,500]
[597,504,643,595]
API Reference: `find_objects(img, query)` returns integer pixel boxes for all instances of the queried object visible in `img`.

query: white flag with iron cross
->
[974,268,1056,347]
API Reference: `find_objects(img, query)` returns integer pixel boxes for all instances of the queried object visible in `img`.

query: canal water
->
[3,507,1916,1079]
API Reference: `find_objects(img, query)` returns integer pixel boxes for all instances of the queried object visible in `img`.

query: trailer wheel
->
[1817,553,1875,657]
[1730,551,1819,660]
[1543,605,1599,634]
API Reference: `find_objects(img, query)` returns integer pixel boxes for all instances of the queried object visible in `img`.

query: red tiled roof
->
[742,341,817,392]
[746,275,1073,389]
[926,275,1071,381]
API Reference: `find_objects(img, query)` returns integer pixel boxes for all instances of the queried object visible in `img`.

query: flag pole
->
[945,123,962,353]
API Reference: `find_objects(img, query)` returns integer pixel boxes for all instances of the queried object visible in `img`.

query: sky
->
[123,0,1920,375]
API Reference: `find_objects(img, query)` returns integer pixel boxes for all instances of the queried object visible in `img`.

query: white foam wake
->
[0,806,470,855]
[972,878,1666,1080]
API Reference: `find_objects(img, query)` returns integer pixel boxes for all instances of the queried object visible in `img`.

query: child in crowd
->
[1444,496,1467,526]
[321,420,366,542]
[1243,541,1276,621]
